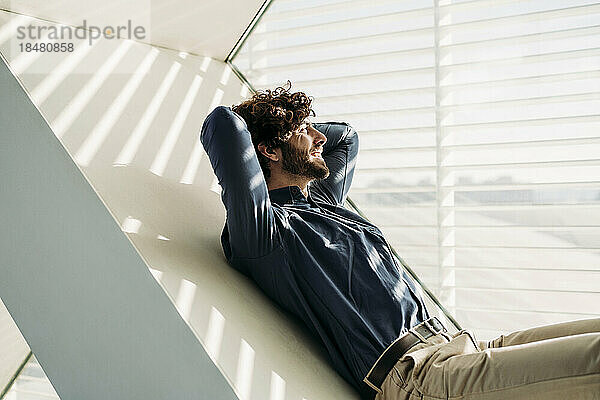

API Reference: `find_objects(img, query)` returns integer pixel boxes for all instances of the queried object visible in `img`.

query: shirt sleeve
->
[200,106,278,261]
[309,122,360,206]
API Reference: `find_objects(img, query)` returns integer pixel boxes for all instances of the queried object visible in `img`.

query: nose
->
[308,125,327,147]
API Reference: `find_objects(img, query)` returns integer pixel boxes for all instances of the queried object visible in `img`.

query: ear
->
[257,142,280,162]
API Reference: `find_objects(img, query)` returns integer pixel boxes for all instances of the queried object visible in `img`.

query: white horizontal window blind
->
[232,0,600,340]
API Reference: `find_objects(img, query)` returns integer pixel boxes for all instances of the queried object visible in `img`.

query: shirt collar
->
[268,185,313,206]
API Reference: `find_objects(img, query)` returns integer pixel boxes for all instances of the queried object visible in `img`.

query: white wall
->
[0,10,358,400]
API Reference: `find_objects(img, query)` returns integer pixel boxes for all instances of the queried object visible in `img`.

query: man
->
[200,84,599,399]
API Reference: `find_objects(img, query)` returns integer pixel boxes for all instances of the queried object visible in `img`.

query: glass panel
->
[3,356,60,400]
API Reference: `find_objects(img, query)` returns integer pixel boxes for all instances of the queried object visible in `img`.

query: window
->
[232,0,600,340]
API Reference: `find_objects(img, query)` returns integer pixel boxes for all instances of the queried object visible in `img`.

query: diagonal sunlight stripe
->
[30,41,95,104]
[179,87,224,184]
[179,141,205,184]
[52,40,132,138]
[210,175,221,194]
[149,74,203,176]
[0,14,30,46]
[234,339,255,400]
[209,88,225,112]
[121,216,142,233]
[200,56,211,72]
[205,306,225,362]
[240,84,250,98]
[114,60,182,165]
[9,36,53,75]
[269,371,286,400]
[149,267,163,281]
[175,279,197,322]
[75,48,159,167]
[220,66,232,85]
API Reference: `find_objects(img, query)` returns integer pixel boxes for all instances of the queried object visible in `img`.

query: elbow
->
[210,105,232,119]
[200,107,222,146]
[345,123,360,153]
[200,106,240,147]
[341,122,358,143]
[348,124,358,139]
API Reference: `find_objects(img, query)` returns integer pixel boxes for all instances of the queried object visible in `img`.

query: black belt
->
[363,317,447,397]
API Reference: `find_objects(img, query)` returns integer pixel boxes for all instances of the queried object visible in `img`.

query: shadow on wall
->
[0,11,358,400]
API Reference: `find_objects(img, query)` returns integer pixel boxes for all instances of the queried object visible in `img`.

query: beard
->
[280,141,330,180]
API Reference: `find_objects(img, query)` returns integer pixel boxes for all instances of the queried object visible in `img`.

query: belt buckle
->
[423,317,446,335]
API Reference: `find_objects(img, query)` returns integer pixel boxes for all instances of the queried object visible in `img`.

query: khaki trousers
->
[376,318,600,400]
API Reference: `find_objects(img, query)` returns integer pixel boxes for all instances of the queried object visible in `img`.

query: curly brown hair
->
[232,81,314,179]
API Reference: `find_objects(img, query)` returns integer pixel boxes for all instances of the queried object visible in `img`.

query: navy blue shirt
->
[200,106,429,397]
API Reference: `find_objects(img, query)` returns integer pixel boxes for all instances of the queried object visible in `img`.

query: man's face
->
[280,121,329,180]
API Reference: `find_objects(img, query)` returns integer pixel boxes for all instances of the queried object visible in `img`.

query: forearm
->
[317,122,359,156]
[310,122,360,205]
